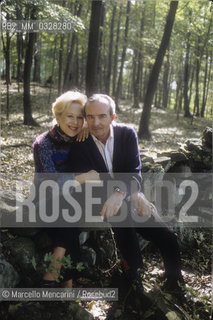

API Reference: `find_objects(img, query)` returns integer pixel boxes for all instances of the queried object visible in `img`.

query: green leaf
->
[76,262,85,272]
[31,256,37,270]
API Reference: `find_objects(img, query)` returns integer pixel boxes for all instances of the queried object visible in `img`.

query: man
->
[68,94,184,293]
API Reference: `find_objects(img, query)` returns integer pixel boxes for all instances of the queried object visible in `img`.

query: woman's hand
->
[76,123,89,142]
[83,170,100,182]
[75,170,100,185]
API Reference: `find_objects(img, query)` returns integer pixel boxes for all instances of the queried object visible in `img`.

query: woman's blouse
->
[33,125,75,189]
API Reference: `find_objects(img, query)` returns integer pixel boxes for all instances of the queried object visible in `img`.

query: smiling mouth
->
[69,126,78,131]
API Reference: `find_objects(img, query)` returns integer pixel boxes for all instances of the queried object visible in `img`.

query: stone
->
[185,139,203,152]
[0,191,24,226]
[202,127,212,148]
[10,228,40,238]
[81,246,96,266]
[4,237,36,274]
[9,303,47,320]
[0,190,38,229]
[8,302,80,320]
[79,231,90,245]
[0,255,20,287]
[69,302,94,320]
[155,156,171,169]
[137,234,149,251]
[158,151,188,163]
[141,154,155,164]
[141,162,152,173]
[167,164,192,176]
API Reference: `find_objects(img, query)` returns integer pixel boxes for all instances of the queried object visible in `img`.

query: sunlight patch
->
[153,127,183,136]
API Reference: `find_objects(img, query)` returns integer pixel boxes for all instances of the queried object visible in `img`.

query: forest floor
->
[0,82,212,319]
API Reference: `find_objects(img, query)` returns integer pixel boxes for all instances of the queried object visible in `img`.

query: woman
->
[33,91,99,287]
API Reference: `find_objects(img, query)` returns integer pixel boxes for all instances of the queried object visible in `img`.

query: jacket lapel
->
[83,135,108,172]
[112,125,119,171]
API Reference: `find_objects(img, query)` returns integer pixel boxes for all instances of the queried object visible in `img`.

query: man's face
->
[85,101,116,144]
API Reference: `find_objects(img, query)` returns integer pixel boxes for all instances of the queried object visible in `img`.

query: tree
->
[105,2,116,95]
[63,0,82,92]
[162,51,170,109]
[138,1,178,140]
[132,3,145,108]
[183,30,192,117]
[115,0,131,109]
[33,33,41,83]
[201,49,212,117]
[86,0,104,96]
[23,6,38,126]
[112,4,122,97]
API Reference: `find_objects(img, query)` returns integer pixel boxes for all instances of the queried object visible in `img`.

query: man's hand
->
[101,191,126,219]
[131,192,152,217]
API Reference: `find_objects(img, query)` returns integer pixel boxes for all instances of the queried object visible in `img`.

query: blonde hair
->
[52,91,87,118]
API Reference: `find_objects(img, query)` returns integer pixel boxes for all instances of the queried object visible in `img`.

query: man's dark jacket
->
[67,123,142,195]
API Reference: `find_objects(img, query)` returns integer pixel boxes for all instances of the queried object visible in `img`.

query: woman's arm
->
[33,135,100,188]
[33,136,58,173]
[75,170,100,186]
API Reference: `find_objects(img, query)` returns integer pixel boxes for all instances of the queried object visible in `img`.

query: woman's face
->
[56,102,84,137]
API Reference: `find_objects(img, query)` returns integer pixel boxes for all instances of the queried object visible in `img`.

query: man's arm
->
[113,125,142,196]
[101,125,141,218]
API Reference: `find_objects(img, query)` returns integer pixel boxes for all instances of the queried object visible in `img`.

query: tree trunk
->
[174,69,182,113]
[201,52,213,117]
[162,51,170,108]
[57,0,66,95]
[63,33,76,91]
[80,44,86,88]
[115,0,131,110]
[23,6,39,126]
[200,50,208,117]
[16,6,24,92]
[58,33,64,95]
[133,6,145,109]
[141,68,147,101]
[193,40,201,116]
[63,1,82,92]
[188,66,194,108]
[23,31,38,125]
[138,1,178,140]
[97,2,106,93]
[48,36,57,105]
[112,5,122,97]
[193,17,212,117]
[17,33,24,88]
[6,34,10,120]
[86,0,104,96]
[1,13,12,121]
[105,3,116,95]
[183,32,191,117]
[74,37,79,87]
[33,33,41,83]
[5,33,11,120]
